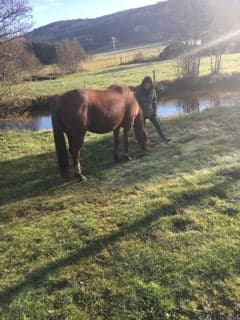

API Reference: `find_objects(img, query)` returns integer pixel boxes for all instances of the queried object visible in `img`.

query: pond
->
[1,91,240,131]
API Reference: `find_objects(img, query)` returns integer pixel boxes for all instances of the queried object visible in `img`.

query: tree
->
[0,39,40,82]
[0,0,32,83]
[56,38,86,74]
[167,0,240,78]
[168,0,210,79]
[208,0,240,74]
[0,0,31,42]
[29,41,58,65]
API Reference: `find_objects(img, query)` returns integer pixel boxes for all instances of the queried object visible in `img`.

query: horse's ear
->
[108,84,125,94]
[128,85,135,92]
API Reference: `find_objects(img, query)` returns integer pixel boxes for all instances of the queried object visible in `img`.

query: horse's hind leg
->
[68,131,87,181]
[113,128,120,163]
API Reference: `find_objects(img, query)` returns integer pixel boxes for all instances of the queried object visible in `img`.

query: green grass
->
[12,60,175,99]
[1,106,240,319]
[9,52,240,104]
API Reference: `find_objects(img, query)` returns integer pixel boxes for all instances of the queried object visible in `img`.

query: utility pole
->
[111,36,117,65]
[112,36,117,52]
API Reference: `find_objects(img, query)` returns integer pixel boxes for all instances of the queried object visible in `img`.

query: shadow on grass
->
[0,131,147,208]
[0,120,237,210]
[1,165,240,306]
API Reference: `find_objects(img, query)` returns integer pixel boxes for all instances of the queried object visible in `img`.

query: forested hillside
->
[27,2,169,52]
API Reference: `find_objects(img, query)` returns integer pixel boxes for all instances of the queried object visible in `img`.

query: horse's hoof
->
[79,175,88,182]
[123,154,133,161]
[75,173,88,182]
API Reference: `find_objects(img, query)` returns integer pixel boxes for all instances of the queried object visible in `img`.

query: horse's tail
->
[51,96,69,177]
[134,110,148,151]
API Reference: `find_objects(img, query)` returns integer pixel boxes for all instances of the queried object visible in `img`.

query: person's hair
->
[141,76,154,90]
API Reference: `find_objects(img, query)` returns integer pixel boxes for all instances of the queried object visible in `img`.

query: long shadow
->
[0,143,110,208]
[0,131,145,208]
[1,123,238,209]
[1,166,239,306]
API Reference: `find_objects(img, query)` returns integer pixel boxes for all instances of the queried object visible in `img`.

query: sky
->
[29,0,159,29]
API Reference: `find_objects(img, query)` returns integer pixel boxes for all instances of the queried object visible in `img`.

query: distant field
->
[8,50,240,102]
[87,43,164,70]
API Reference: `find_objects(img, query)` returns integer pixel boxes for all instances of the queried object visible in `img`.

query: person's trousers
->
[147,114,167,140]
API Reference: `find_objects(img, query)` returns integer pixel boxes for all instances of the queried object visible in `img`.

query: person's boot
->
[162,136,171,144]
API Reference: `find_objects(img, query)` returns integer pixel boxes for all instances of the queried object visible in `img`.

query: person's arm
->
[152,89,158,115]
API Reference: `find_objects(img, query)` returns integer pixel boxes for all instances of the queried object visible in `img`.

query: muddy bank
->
[1,73,240,118]
[0,95,50,118]
[155,73,240,99]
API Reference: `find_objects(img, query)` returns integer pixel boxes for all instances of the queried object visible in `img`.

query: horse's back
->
[60,89,85,109]
[55,86,141,134]
[108,83,130,95]
[86,89,127,133]
[57,90,88,131]
[107,84,141,118]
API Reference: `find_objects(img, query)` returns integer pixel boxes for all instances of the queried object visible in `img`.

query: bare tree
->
[208,1,240,74]
[168,0,210,79]
[169,0,240,78]
[0,39,23,82]
[0,0,32,116]
[0,38,40,83]
[56,38,86,74]
[0,0,31,42]
[0,0,32,83]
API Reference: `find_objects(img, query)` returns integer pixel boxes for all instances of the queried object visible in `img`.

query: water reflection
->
[157,92,240,118]
[210,95,221,108]
[178,96,200,114]
[157,96,209,117]
[1,92,240,131]
[0,113,52,131]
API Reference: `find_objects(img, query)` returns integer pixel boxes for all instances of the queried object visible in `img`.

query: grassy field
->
[87,43,164,70]
[9,52,240,103]
[1,105,240,319]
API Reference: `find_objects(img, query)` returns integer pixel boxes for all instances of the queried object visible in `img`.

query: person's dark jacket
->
[135,76,157,118]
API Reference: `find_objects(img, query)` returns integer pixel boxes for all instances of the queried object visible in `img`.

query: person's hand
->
[152,104,157,116]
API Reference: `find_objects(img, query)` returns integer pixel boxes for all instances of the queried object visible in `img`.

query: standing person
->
[135,76,170,143]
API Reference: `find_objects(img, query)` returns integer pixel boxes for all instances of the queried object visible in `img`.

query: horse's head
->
[109,84,148,150]
[134,111,148,151]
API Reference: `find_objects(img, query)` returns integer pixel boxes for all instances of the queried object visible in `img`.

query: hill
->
[27,0,240,53]
[27,2,169,52]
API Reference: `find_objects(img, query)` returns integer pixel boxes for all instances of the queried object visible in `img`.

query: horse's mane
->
[107,83,131,95]
[48,94,60,111]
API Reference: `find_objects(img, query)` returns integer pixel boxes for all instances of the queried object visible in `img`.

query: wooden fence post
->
[153,70,156,81]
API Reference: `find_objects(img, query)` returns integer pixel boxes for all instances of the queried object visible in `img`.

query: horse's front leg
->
[69,131,87,182]
[113,127,120,163]
[123,126,133,161]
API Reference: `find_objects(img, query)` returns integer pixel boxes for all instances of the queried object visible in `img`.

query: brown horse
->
[51,84,148,181]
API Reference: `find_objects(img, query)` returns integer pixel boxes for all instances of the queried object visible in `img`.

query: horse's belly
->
[89,128,112,134]
[88,123,118,134]
[88,115,122,133]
